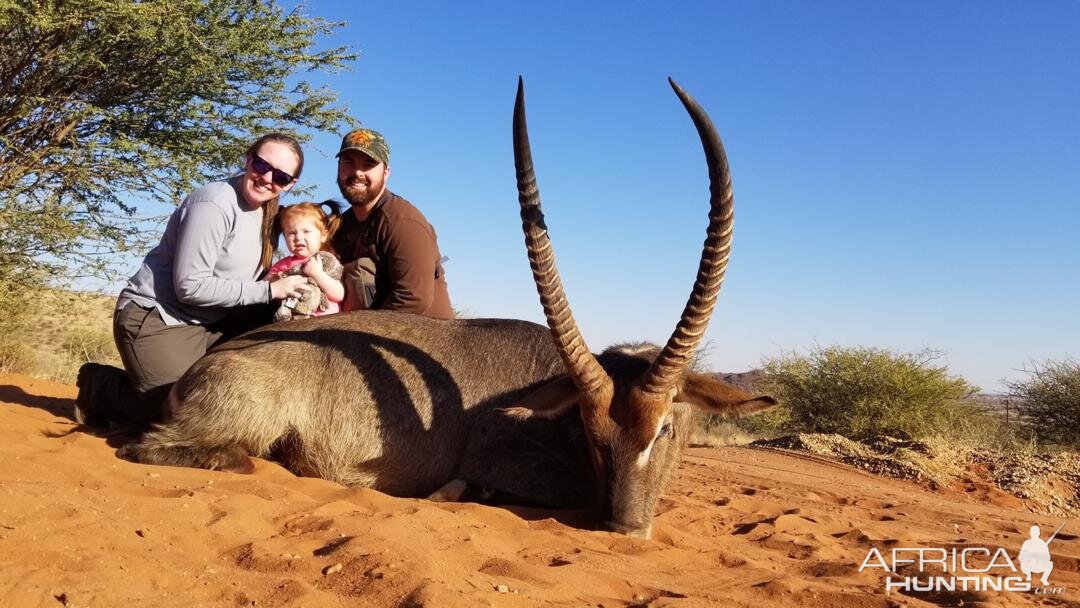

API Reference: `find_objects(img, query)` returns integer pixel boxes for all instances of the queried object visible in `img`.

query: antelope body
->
[118,79,775,537]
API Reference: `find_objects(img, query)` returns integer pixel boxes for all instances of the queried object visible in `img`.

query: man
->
[332,127,454,320]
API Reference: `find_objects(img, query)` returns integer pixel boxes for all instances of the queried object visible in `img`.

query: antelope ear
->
[498,375,581,420]
[675,372,778,419]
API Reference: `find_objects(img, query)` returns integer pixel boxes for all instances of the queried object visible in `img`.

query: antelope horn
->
[513,77,614,408]
[640,78,734,396]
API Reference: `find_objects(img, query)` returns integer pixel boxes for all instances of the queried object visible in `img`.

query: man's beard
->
[338,175,384,207]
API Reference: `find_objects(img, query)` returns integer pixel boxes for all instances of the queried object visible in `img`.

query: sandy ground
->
[1,372,1077,608]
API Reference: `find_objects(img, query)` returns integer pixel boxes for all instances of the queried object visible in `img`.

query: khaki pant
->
[83,302,272,426]
[341,257,378,312]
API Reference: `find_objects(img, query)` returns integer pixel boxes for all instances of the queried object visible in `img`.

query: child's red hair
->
[276,201,343,255]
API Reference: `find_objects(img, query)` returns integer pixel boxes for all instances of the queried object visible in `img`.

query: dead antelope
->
[118,78,776,538]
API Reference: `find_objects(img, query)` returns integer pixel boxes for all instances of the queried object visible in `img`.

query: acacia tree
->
[0,0,357,289]
[1007,359,1080,446]
[752,345,976,440]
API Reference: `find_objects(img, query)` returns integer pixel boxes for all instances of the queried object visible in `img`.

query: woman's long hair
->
[244,133,304,270]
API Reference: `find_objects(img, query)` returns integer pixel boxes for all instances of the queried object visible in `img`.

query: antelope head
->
[512,77,776,538]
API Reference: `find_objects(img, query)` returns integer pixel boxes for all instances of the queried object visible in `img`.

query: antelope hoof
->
[427,479,468,502]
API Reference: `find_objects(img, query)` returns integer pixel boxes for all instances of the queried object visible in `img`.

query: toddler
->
[268,202,345,321]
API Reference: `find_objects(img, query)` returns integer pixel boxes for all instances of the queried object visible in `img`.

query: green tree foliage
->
[0,0,357,284]
[753,345,977,440]
[1007,358,1080,446]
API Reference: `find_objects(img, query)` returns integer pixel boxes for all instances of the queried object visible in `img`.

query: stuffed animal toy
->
[269,251,344,321]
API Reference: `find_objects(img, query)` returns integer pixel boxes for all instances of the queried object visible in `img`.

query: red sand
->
[1,373,1076,607]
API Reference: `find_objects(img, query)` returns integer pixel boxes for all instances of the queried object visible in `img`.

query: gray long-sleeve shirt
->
[118,177,272,326]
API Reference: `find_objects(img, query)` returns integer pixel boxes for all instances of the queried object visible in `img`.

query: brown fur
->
[119,81,775,539]
[117,315,773,537]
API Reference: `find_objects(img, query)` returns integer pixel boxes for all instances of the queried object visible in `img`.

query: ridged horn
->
[640,78,734,396]
[513,77,614,405]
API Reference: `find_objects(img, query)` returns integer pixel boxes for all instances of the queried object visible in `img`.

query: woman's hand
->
[269,274,310,300]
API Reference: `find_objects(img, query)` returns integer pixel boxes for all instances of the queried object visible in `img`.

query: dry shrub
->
[61,328,116,364]
[0,287,119,382]
[0,338,33,373]
[691,414,758,447]
[0,279,34,374]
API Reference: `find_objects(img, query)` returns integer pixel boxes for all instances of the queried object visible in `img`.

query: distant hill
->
[965,393,1012,410]
[715,369,763,393]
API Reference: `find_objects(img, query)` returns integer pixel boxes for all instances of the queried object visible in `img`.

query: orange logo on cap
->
[348,131,375,146]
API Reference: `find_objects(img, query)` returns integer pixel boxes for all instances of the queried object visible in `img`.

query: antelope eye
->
[658,422,672,438]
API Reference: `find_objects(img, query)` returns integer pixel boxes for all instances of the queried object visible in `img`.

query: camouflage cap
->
[336,127,390,166]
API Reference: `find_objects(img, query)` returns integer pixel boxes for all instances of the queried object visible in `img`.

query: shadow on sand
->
[0,384,76,420]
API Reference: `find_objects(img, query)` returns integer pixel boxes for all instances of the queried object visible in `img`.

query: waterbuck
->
[118,78,776,538]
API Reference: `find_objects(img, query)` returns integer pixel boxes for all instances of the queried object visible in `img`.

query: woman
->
[76,133,312,427]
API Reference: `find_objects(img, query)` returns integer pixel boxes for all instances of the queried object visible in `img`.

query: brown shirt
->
[332,190,453,320]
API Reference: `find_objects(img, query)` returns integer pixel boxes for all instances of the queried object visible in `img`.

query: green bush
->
[750,345,977,441]
[1007,358,1080,447]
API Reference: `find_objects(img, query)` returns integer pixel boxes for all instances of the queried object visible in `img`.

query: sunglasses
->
[250,154,295,187]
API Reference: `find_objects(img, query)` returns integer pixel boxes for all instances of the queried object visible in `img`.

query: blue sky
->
[140,2,1080,391]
